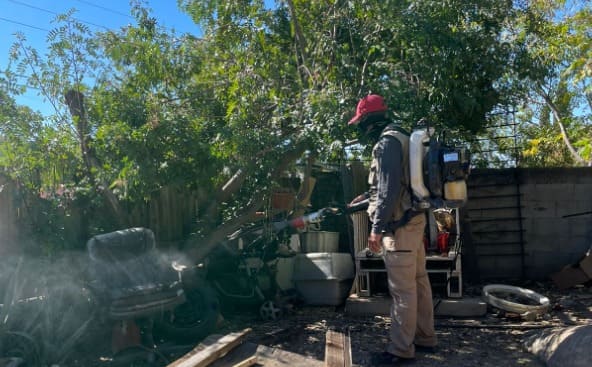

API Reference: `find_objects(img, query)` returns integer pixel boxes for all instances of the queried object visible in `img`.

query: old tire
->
[0,331,41,366]
[154,278,220,343]
[482,284,550,315]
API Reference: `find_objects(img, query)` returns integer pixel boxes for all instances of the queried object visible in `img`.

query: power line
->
[0,5,187,49]
[1,1,198,47]
[73,0,134,19]
[6,0,109,30]
[0,16,49,32]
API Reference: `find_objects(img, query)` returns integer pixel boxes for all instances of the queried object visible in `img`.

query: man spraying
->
[348,94,438,365]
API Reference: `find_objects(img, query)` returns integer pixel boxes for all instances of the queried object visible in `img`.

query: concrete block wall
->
[467,168,592,280]
[519,168,592,279]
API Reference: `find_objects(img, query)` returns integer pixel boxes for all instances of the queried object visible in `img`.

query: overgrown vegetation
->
[0,0,590,253]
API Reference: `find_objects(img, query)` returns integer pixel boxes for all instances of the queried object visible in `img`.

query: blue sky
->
[0,0,201,116]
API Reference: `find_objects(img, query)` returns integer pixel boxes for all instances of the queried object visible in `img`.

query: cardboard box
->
[551,265,590,290]
[579,254,592,279]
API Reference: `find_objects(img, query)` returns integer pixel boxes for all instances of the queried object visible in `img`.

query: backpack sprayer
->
[409,125,471,210]
[348,120,471,215]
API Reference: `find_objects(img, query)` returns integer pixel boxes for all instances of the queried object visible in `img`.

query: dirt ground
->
[214,281,591,367]
[1,254,591,366]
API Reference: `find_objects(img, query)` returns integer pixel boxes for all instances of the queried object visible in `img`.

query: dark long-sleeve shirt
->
[369,130,404,234]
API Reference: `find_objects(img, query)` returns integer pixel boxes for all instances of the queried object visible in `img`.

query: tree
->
[2,0,533,256]
[513,0,591,167]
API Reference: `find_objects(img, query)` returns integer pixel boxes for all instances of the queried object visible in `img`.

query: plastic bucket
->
[300,231,339,253]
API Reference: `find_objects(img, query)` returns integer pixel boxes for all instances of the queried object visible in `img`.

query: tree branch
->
[185,140,310,263]
[202,127,301,221]
[286,0,310,82]
[538,87,587,166]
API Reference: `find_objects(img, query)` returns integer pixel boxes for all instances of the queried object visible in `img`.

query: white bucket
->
[300,231,339,253]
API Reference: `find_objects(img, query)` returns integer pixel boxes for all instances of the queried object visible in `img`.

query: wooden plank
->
[231,356,258,367]
[167,328,251,367]
[209,342,325,367]
[343,330,352,367]
[324,329,352,367]
[325,330,352,367]
[255,344,325,367]
[325,330,344,367]
[208,342,258,367]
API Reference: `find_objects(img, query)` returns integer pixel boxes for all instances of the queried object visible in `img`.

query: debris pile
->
[551,248,592,290]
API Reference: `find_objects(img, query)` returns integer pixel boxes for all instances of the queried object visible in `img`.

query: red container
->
[437,232,450,253]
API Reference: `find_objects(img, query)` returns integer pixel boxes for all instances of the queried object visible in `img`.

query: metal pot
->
[300,231,339,253]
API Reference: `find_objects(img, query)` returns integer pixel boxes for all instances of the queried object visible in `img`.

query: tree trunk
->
[64,89,129,228]
[538,88,588,166]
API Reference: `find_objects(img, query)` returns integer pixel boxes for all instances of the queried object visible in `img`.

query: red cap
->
[348,94,388,125]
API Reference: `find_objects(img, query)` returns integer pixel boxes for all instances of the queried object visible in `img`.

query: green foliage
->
[0,90,85,252]
[511,0,591,167]
[2,0,589,253]
[0,90,79,191]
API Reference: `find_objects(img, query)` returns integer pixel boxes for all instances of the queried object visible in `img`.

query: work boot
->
[414,344,437,353]
[370,351,414,366]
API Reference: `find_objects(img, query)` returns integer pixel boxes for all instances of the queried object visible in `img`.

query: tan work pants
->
[382,213,437,358]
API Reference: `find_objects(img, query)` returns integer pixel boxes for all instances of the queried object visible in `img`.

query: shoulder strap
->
[380,123,410,139]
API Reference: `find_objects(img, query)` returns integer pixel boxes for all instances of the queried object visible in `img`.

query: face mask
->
[357,119,387,145]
